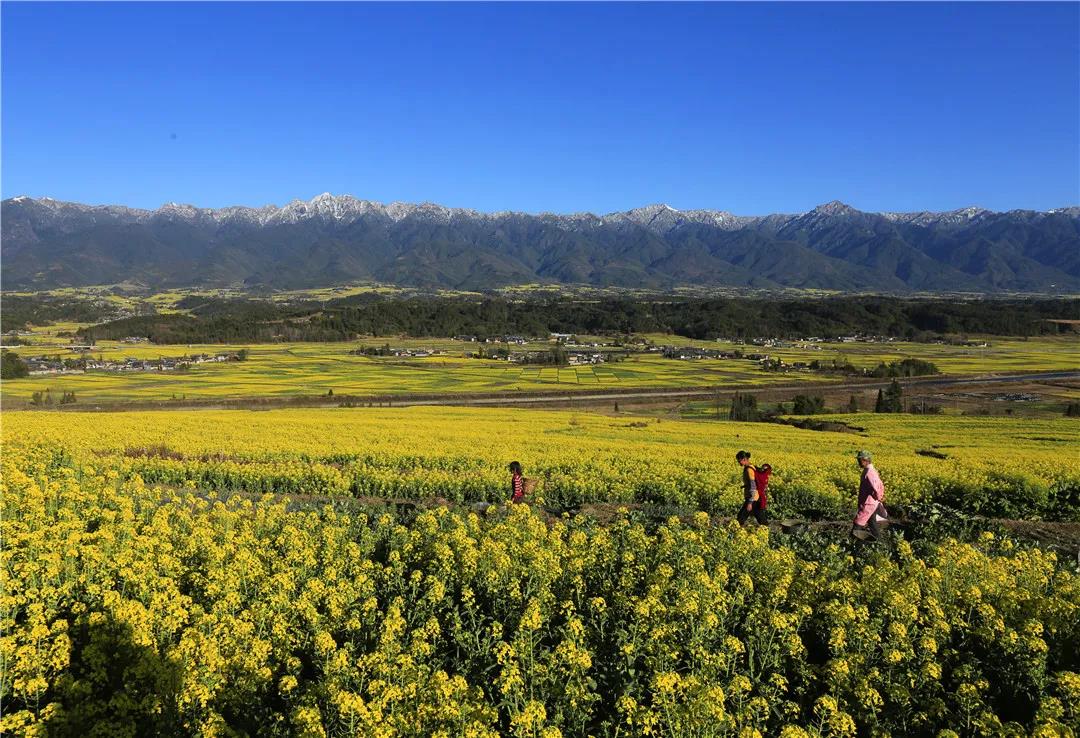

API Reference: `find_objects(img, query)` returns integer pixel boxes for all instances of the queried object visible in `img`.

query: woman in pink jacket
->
[852,450,887,539]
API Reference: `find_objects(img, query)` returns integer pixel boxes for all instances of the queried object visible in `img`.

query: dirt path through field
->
[167,485,1080,559]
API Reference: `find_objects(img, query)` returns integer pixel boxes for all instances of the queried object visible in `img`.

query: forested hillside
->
[67,295,1080,344]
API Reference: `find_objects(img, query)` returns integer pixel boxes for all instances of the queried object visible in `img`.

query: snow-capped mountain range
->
[3,194,1079,292]
[11,192,1062,231]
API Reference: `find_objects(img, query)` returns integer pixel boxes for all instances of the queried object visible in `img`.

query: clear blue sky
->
[3,2,1078,214]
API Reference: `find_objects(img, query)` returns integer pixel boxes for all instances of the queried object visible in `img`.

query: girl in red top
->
[736,450,766,525]
[509,461,525,503]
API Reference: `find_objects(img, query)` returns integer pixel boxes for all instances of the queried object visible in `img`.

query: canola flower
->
[3,408,1077,521]
[2,439,1080,736]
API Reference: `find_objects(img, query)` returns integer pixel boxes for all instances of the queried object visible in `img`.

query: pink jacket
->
[854,464,885,526]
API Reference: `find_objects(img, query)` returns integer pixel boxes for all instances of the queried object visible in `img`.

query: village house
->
[567,351,606,365]
[661,346,736,360]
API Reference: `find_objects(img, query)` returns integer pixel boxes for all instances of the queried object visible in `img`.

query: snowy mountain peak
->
[627,203,677,216]
[812,200,860,216]
[159,202,201,216]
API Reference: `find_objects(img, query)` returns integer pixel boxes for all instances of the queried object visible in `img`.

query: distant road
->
[916,371,1078,385]
[397,371,1080,407]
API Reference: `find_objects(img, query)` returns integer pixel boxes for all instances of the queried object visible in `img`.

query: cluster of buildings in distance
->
[24,352,240,376]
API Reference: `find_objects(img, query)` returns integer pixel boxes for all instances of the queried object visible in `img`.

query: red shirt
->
[511,473,524,502]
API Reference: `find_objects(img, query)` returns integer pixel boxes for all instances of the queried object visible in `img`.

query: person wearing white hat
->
[852,450,887,539]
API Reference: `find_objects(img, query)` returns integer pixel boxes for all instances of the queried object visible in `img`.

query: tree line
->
[1,294,131,333]
[67,295,1080,345]
[730,381,937,421]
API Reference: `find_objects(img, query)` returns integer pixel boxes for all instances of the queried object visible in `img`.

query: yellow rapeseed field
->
[3,407,1079,735]
[1,344,822,404]
[4,407,1078,518]
[3,435,1079,736]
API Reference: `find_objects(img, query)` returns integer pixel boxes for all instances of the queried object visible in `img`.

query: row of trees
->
[73,295,1079,345]
[870,358,940,378]
[30,390,77,406]
[729,381,914,421]
[729,382,1061,418]
[805,357,941,378]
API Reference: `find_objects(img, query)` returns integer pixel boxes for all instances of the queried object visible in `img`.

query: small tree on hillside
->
[875,380,904,413]
[1,350,29,379]
[847,394,859,413]
[729,392,759,422]
[31,390,55,407]
[792,394,826,415]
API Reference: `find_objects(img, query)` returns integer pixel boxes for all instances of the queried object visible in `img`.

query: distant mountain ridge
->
[3,193,1078,292]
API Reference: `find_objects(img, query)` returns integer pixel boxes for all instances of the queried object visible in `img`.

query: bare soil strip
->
[8,370,1078,412]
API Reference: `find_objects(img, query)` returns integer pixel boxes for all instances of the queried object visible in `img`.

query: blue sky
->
[2,2,1077,214]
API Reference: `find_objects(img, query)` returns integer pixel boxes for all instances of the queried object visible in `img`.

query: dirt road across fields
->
[10,370,1079,412]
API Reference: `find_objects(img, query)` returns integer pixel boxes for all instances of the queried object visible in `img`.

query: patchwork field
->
[654,334,1080,375]
[3,334,1076,406]
[2,343,826,405]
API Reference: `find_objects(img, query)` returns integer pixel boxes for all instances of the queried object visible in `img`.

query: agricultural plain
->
[3,334,1077,406]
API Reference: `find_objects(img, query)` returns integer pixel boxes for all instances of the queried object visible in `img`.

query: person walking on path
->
[852,450,888,539]
[736,450,767,525]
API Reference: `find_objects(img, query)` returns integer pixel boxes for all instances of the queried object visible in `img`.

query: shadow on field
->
[40,615,185,736]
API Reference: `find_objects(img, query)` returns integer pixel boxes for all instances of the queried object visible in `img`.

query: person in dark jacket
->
[736,450,766,525]
[508,461,525,503]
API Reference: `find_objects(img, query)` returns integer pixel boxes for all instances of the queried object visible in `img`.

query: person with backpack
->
[852,450,888,539]
[736,450,770,525]
[509,461,525,503]
[508,461,538,504]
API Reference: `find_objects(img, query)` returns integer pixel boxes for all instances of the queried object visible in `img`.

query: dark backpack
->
[755,464,772,509]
